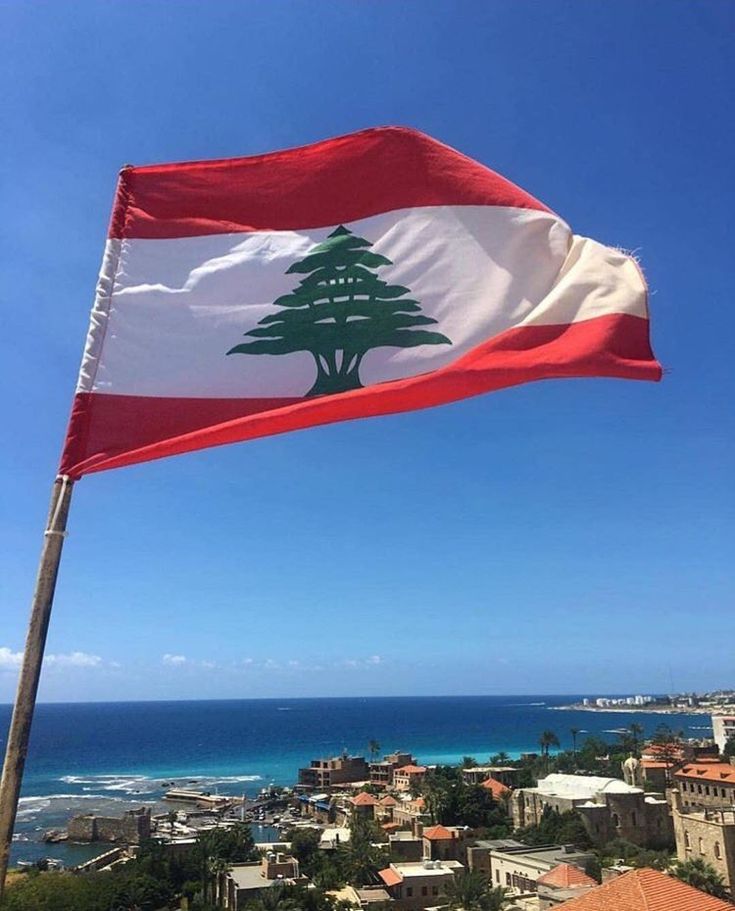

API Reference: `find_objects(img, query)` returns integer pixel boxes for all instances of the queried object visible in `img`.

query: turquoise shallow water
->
[0,696,709,866]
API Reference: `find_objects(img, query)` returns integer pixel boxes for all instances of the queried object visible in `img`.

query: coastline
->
[550,705,722,717]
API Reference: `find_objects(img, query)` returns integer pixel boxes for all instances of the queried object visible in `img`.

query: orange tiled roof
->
[395,765,427,774]
[641,743,686,760]
[379,795,398,806]
[481,777,511,798]
[351,792,378,806]
[537,863,597,889]
[379,868,402,887]
[641,760,669,769]
[423,824,454,840]
[554,868,733,910]
[675,762,735,784]
[382,822,402,831]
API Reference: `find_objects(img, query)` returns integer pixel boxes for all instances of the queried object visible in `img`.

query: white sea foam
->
[17,794,126,818]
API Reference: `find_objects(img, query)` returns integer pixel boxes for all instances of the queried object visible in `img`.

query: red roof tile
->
[675,762,735,784]
[351,792,378,806]
[481,777,511,798]
[395,765,427,774]
[537,863,597,889]
[554,868,733,910]
[423,825,454,840]
[379,868,402,887]
[379,795,398,806]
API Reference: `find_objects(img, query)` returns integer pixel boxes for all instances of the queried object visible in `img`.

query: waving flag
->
[60,126,660,478]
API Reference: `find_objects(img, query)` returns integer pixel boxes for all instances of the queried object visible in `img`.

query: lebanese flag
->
[60,127,660,479]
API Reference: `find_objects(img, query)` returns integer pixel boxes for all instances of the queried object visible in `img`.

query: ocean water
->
[0,696,710,867]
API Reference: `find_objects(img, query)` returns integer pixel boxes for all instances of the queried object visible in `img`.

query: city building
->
[370,752,417,788]
[511,773,672,847]
[375,794,398,824]
[536,863,598,908]
[671,788,735,898]
[674,760,735,810]
[477,839,594,894]
[713,716,735,754]
[550,866,734,910]
[215,853,302,910]
[298,754,369,789]
[392,796,430,830]
[378,859,463,910]
[460,765,516,787]
[393,765,427,793]
[480,776,511,804]
[422,825,470,863]
[388,831,424,862]
[350,791,379,819]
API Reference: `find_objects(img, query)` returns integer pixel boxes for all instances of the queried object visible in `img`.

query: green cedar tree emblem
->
[227,225,451,397]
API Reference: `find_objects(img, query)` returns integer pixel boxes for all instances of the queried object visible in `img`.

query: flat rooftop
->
[394,860,463,877]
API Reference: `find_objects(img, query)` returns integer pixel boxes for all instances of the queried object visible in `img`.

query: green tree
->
[344,814,388,886]
[539,730,560,773]
[227,225,451,396]
[444,870,507,911]
[516,806,592,850]
[197,821,258,902]
[462,756,478,769]
[671,857,730,899]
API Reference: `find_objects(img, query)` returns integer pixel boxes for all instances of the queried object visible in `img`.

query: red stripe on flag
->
[60,314,660,479]
[109,127,550,239]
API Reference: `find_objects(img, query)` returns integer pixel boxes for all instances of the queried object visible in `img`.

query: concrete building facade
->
[378,859,463,910]
[713,716,735,755]
[298,754,369,789]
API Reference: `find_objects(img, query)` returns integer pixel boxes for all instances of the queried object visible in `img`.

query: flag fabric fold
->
[60,126,660,478]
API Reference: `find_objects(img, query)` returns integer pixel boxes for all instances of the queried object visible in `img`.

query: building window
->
[685,832,690,849]
[432,886,439,896]
[406,887,413,897]
[506,873,511,886]
[612,813,620,828]
[699,838,705,855]
[421,887,427,896]
[715,842,722,860]
[706,786,710,796]
[631,812,637,827]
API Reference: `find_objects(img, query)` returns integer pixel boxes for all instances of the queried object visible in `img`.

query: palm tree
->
[671,857,729,899]
[245,883,299,911]
[368,739,381,761]
[570,728,580,767]
[489,752,511,765]
[539,730,560,773]
[444,870,507,910]
[629,723,644,758]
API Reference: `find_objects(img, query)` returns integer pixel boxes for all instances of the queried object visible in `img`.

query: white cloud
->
[0,647,23,670]
[1,647,105,670]
[341,655,384,670]
[162,654,187,666]
[46,651,102,668]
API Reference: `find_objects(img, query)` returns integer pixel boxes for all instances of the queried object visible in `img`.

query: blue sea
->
[0,696,712,867]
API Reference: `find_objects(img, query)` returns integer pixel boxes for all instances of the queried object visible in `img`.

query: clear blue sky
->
[1,1,733,702]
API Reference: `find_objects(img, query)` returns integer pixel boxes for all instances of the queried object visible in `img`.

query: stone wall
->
[67,808,151,844]
[671,791,735,897]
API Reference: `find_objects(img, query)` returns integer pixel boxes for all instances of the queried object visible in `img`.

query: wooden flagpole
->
[0,475,74,896]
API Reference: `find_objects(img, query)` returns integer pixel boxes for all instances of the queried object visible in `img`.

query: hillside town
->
[7,713,735,910]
